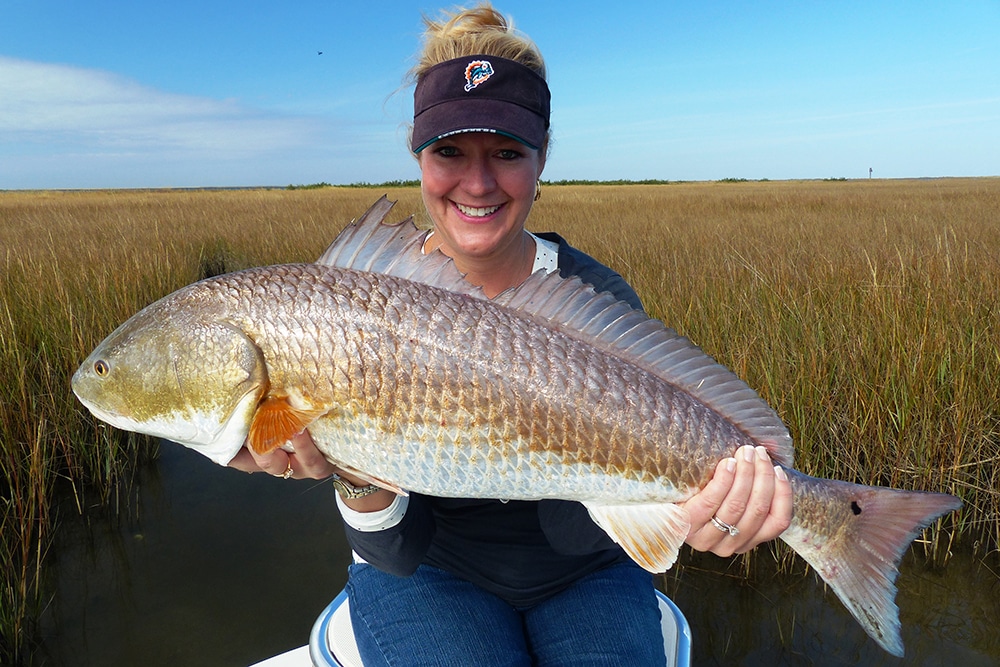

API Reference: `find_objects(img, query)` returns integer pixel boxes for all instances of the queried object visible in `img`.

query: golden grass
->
[2,180,998,660]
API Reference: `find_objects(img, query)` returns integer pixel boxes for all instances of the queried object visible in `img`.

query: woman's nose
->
[462,156,497,195]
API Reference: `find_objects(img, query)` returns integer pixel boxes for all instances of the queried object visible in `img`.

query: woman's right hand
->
[227,429,337,480]
[233,430,399,512]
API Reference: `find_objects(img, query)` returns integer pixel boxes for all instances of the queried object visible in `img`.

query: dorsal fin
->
[496,271,794,466]
[320,197,793,466]
[316,195,484,299]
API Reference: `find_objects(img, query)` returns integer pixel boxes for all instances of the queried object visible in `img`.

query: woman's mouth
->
[455,202,502,218]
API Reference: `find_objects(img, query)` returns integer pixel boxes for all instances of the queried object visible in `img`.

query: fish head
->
[72,300,268,465]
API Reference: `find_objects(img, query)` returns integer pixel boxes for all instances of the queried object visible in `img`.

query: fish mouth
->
[454,202,503,218]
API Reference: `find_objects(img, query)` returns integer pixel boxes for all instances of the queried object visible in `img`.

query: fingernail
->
[756,445,770,462]
[743,445,756,462]
[725,458,737,473]
[774,465,787,482]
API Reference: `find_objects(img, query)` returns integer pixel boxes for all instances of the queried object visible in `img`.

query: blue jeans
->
[345,561,666,667]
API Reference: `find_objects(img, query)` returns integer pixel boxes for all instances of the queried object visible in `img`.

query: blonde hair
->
[410,3,547,83]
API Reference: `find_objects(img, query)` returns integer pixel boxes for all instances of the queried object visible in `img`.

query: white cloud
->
[0,56,322,155]
[0,57,363,187]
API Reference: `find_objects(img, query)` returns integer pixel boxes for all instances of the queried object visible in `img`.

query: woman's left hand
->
[680,444,793,556]
[227,430,337,480]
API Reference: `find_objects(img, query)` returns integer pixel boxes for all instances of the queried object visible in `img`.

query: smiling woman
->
[223,4,792,667]
[418,132,545,296]
[406,18,551,296]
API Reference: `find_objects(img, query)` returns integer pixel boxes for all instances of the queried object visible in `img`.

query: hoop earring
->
[534,180,541,202]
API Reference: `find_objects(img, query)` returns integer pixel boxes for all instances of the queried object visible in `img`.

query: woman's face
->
[418,132,545,266]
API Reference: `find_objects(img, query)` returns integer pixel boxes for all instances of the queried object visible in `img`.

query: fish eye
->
[93,360,110,377]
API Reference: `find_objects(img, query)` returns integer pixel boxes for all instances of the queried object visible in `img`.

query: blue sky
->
[2,1,998,189]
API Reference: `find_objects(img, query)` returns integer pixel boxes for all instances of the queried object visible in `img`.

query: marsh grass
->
[1,180,997,661]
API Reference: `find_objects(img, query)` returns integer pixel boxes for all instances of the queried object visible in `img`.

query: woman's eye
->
[497,149,523,160]
[434,145,460,157]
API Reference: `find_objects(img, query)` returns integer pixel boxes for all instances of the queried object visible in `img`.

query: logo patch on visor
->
[463,60,494,92]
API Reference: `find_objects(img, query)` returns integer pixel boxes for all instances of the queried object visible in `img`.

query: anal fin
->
[584,502,690,573]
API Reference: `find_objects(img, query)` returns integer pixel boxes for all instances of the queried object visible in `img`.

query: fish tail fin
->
[781,470,962,657]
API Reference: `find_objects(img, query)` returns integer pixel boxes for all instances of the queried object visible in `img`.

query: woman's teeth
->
[456,203,501,217]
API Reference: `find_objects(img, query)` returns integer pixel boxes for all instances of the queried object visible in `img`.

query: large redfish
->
[72,197,961,657]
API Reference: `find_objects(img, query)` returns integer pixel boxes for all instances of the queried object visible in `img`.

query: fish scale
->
[72,197,962,657]
[246,268,672,492]
[262,272,680,497]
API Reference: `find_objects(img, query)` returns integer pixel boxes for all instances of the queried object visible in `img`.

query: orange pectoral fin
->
[247,396,325,455]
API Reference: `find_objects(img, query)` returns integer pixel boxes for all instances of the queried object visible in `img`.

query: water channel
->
[35,441,1000,666]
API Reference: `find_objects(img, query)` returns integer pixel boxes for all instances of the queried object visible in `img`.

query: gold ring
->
[275,462,293,479]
